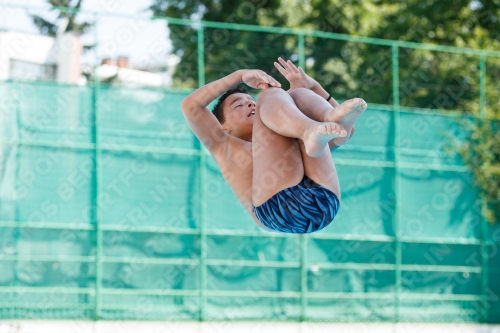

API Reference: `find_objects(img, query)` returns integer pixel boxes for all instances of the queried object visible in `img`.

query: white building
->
[0,30,83,83]
[0,30,178,87]
[96,54,179,88]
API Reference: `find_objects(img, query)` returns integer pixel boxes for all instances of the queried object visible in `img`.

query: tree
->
[150,0,291,89]
[32,0,92,46]
[150,0,500,222]
[32,0,95,81]
[458,118,500,223]
[289,2,500,225]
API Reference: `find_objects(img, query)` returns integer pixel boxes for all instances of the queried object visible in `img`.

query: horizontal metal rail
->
[0,287,485,302]
[0,83,493,120]
[2,3,500,57]
[0,254,483,273]
[0,221,491,245]
[0,140,469,172]
[0,303,94,309]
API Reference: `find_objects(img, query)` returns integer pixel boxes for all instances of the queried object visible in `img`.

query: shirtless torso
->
[211,135,263,226]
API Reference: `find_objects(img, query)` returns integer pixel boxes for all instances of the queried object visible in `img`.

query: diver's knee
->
[257,87,286,102]
[287,87,310,100]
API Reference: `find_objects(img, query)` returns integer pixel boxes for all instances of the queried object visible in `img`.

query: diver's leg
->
[277,88,365,199]
[252,88,344,206]
[288,88,366,146]
[256,88,346,158]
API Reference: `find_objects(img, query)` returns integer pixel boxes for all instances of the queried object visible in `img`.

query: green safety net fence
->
[0,80,499,322]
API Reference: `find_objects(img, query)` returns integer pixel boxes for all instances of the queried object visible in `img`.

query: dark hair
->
[212,86,249,124]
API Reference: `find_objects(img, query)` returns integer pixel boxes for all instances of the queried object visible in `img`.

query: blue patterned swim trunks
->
[252,176,340,234]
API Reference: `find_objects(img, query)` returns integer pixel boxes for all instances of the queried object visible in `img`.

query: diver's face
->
[222,93,256,138]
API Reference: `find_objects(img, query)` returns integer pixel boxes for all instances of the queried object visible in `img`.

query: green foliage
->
[150,0,288,88]
[150,0,500,222]
[32,0,91,37]
[458,118,500,223]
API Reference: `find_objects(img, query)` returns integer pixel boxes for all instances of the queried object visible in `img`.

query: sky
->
[0,0,176,69]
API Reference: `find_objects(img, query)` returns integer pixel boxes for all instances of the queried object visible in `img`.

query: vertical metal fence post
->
[300,234,307,321]
[198,24,206,87]
[92,12,102,320]
[481,205,489,323]
[298,33,305,69]
[479,54,489,323]
[13,82,20,306]
[297,32,307,321]
[391,43,401,323]
[479,55,486,118]
[197,22,207,321]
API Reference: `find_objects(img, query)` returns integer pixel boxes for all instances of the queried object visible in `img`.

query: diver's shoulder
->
[211,135,252,169]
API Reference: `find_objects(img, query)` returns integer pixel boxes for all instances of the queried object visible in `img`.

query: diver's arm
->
[182,71,244,112]
[310,79,340,108]
[181,71,242,154]
[273,57,340,107]
[181,70,280,154]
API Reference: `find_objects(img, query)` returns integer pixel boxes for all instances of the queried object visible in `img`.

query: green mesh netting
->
[0,80,499,323]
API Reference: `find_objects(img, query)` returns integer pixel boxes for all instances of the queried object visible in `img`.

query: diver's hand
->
[241,70,281,89]
[274,57,315,90]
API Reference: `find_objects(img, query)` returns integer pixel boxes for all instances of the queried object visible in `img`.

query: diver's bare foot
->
[325,98,367,146]
[303,122,347,158]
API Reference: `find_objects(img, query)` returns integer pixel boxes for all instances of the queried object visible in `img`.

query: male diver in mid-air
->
[182,58,366,233]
